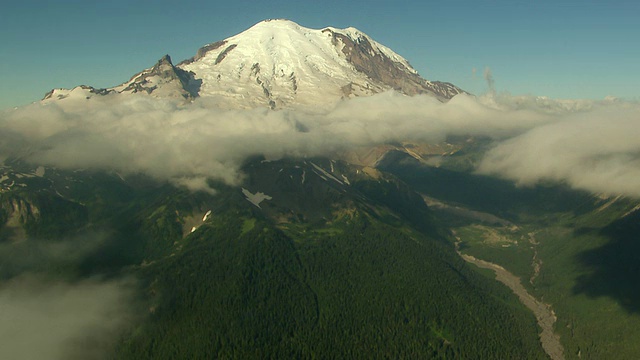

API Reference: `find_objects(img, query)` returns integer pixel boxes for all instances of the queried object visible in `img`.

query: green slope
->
[379,150,640,359]
[0,159,547,359]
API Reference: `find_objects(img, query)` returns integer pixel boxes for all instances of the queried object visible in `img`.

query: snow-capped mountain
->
[43,19,464,109]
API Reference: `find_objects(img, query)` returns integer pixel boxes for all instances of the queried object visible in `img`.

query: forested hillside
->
[0,159,548,359]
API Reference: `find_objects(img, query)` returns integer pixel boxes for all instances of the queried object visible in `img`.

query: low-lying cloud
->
[477,102,640,196]
[1,91,639,197]
[0,234,139,360]
[0,276,136,360]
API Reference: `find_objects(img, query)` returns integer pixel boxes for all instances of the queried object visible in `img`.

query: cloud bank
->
[1,91,639,197]
[477,101,640,197]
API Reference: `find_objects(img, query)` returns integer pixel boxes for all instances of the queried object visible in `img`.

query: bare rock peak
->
[158,54,173,65]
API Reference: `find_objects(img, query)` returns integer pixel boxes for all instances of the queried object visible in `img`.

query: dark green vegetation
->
[379,149,640,359]
[574,209,640,313]
[118,210,544,359]
[0,159,547,359]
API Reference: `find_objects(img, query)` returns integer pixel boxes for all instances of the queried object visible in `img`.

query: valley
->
[2,144,640,358]
[379,149,640,359]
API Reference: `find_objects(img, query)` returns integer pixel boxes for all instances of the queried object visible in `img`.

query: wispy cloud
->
[483,67,495,95]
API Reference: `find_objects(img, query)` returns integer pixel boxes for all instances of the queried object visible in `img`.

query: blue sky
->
[1,0,638,109]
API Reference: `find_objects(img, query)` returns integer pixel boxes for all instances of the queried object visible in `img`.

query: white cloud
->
[477,101,640,197]
[1,91,639,197]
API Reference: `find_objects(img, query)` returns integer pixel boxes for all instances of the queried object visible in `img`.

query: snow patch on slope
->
[242,188,273,208]
[310,162,344,185]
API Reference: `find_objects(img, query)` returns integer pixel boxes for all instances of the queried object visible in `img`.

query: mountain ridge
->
[43,19,464,109]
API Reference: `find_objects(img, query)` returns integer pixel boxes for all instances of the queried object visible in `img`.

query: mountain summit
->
[44,19,464,109]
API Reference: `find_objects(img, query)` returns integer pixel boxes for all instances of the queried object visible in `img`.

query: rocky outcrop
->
[323,28,465,100]
[120,55,201,99]
[178,40,229,66]
[0,197,40,242]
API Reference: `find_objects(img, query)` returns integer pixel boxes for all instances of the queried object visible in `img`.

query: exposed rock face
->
[119,55,201,99]
[3,198,41,223]
[324,29,462,100]
[178,40,229,66]
[214,44,237,65]
[0,197,40,242]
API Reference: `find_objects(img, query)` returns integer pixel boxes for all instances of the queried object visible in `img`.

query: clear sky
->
[1,0,638,110]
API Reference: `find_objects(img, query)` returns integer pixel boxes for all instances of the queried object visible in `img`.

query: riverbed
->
[458,251,565,360]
